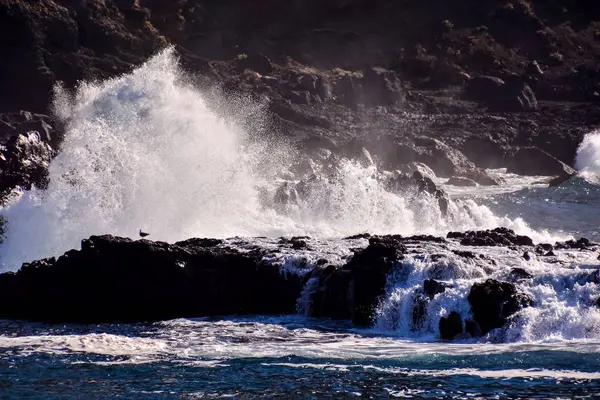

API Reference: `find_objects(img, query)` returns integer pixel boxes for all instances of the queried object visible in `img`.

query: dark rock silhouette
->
[447,227,533,247]
[507,147,577,177]
[310,236,405,326]
[555,238,595,250]
[423,279,447,299]
[439,311,463,340]
[465,75,537,112]
[509,268,533,281]
[467,279,534,335]
[447,176,477,187]
[0,235,303,322]
[0,232,594,340]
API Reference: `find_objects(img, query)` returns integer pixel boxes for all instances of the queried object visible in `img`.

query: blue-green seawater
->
[1,318,599,399]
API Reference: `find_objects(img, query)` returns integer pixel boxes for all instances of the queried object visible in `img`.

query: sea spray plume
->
[0,48,561,271]
[0,48,274,268]
[575,130,600,181]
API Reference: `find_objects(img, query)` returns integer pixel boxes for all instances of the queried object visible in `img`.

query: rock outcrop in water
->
[447,227,534,247]
[310,236,405,326]
[0,235,303,322]
[1,228,595,342]
[0,2,599,342]
[468,279,534,335]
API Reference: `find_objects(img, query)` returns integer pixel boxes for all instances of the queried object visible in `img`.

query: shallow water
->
[1,318,599,399]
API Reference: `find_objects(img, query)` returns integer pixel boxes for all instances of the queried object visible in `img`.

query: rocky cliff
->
[0,0,599,203]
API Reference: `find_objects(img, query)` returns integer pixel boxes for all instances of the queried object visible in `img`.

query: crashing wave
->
[0,48,552,269]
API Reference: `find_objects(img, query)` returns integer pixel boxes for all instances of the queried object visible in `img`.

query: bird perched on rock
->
[139,229,150,238]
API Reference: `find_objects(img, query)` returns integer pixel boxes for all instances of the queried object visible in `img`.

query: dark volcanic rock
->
[465,319,482,337]
[403,235,446,243]
[411,293,429,330]
[412,137,479,178]
[0,111,61,147]
[439,311,463,340]
[535,243,554,254]
[0,0,167,113]
[311,236,405,326]
[371,139,499,186]
[465,75,537,112]
[423,279,447,299]
[452,250,477,259]
[509,268,533,281]
[0,235,303,322]
[381,170,450,216]
[465,76,506,101]
[507,147,577,177]
[447,227,534,247]
[0,111,64,202]
[468,279,534,335]
[494,76,538,112]
[236,53,274,75]
[362,67,405,106]
[554,238,595,250]
[0,131,54,201]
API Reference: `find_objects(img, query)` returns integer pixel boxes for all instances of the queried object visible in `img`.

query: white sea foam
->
[0,333,168,361]
[576,130,600,182]
[374,244,600,342]
[263,363,600,380]
[0,47,561,270]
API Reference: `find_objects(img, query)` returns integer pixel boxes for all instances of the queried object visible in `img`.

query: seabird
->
[139,229,150,238]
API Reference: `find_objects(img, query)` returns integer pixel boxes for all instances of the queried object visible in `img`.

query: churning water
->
[1,49,600,398]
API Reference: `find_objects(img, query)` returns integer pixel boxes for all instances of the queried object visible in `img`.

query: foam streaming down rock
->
[0,48,552,270]
[373,238,600,342]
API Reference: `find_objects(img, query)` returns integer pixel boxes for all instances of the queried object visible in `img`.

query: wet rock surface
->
[0,231,595,342]
[311,236,405,326]
[0,112,62,201]
[439,311,464,340]
[447,227,534,247]
[0,235,303,322]
[468,279,534,335]
[507,147,578,177]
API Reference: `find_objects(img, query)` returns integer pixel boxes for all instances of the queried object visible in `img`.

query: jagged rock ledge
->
[0,229,597,340]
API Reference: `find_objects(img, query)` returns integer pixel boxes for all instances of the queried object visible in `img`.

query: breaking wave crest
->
[576,130,600,183]
[0,48,557,270]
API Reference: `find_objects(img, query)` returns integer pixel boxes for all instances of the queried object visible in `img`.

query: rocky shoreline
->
[0,1,599,200]
[0,1,599,340]
[0,230,597,340]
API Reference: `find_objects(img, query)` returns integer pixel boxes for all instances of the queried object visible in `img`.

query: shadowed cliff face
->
[152,0,600,77]
[0,0,599,200]
[1,0,600,113]
[0,0,167,112]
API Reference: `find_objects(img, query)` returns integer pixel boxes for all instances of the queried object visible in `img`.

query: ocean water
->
[1,49,600,399]
[1,318,600,399]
